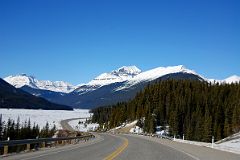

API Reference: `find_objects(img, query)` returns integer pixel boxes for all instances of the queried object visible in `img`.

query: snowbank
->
[68,119,99,132]
[174,138,240,155]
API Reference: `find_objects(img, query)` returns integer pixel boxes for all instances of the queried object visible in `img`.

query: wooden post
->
[42,142,46,148]
[3,145,8,155]
[26,144,31,152]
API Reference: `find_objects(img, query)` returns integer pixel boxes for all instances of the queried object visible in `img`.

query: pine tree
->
[16,117,20,139]
[203,108,212,142]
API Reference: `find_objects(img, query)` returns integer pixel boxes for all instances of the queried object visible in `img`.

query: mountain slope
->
[63,72,204,109]
[74,66,141,95]
[0,78,72,110]
[4,74,76,93]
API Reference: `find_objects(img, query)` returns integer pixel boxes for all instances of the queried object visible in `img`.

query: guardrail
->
[0,134,95,156]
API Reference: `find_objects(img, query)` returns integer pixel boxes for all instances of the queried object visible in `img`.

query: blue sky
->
[0,0,239,85]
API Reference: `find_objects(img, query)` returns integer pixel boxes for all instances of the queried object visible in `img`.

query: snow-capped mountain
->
[74,66,141,94]
[67,65,204,108]
[115,65,201,91]
[4,65,239,109]
[74,65,200,93]
[223,75,240,83]
[4,74,76,93]
[208,75,240,84]
[88,65,141,86]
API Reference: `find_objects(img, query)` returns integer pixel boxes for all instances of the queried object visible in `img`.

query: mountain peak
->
[88,66,141,86]
[4,74,38,88]
[113,66,141,76]
[4,74,75,93]
[224,75,240,83]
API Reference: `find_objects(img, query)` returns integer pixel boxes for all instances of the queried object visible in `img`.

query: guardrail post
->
[26,144,31,152]
[212,136,214,148]
[42,142,45,148]
[3,145,8,155]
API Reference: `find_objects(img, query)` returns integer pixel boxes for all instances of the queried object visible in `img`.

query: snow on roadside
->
[0,108,90,129]
[130,126,143,134]
[109,120,138,132]
[217,137,240,154]
[125,120,138,127]
[68,119,99,132]
[174,138,240,155]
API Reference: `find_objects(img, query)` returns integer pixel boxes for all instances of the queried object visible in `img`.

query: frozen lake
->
[0,108,91,129]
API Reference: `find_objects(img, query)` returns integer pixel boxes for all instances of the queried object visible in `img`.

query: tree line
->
[91,80,240,142]
[0,115,56,141]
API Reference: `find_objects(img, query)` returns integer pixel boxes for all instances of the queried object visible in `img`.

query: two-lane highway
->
[3,134,124,160]
[3,133,240,160]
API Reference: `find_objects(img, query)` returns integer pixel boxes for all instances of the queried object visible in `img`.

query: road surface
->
[60,117,88,131]
[3,133,240,160]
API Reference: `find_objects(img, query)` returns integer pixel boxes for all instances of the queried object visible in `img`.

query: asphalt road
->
[3,133,240,160]
[118,134,240,160]
[60,117,88,131]
[2,133,123,160]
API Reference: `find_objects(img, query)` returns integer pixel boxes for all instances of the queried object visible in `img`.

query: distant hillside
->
[0,78,72,110]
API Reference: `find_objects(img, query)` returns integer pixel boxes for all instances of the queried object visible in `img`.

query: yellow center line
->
[104,136,129,160]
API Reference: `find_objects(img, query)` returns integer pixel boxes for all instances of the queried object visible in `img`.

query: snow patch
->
[130,126,143,134]
[68,119,99,132]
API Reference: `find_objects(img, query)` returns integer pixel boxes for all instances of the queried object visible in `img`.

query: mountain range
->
[0,78,72,110]
[4,74,76,93]
[3,65,240,109]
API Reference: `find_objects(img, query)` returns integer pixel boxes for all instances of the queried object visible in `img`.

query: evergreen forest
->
[0,115,56,141]
[91,80,240,142]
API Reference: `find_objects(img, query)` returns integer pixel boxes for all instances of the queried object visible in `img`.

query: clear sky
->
[0,0,239,85]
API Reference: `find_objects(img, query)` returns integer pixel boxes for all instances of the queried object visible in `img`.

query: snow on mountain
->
[132,65,198,82]
[115,65,202,91]
[4,66,239,96]
[74,66,141,94]
[88,66,141,86]
[4,74,38,88]
[4,74,76,93]
[208,75,240,84]
[74,65,203,94]
[224,75,240,84]
[75,66,141,95]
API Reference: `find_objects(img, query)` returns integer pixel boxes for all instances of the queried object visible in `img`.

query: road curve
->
[60,117,88,131]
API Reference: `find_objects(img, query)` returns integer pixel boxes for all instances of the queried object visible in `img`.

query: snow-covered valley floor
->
[0,108,91,130]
